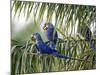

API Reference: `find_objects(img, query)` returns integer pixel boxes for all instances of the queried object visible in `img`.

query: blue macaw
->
[31,32,87,61]
[43,23,58,49]
[85,27,96,52]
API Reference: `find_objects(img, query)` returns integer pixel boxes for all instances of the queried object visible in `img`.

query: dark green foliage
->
[11,1,96,75]
[11,38,96,75]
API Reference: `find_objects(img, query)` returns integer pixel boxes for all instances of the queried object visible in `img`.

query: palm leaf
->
[11,1,96,74]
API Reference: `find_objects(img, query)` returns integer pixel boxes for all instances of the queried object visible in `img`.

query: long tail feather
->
[52,52,90,62]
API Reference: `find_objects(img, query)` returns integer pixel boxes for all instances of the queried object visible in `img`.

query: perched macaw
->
[31,32,87,61]
[85,27,96,52]
[43,23,58,49]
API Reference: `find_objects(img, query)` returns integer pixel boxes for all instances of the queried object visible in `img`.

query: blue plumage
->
[43,23,58,49]
[32,32,58,54]
[85,27,96,52]
[32,32,86,61]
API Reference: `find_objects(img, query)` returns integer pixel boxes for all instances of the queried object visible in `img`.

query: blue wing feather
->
[37,41,57,54]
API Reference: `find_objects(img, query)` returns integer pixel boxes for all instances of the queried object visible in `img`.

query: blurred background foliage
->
[11,0,96,75]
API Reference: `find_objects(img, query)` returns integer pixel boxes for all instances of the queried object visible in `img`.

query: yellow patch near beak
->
[43,26,48,30]
[43,23,48,30]
[31,34,36,41]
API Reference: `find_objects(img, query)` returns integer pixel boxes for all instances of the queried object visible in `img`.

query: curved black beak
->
[43,23,48,30]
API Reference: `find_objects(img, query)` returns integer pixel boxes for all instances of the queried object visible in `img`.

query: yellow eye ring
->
[31,34,36,41]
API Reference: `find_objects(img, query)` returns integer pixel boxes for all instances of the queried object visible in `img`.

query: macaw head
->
[43,22,54,31]
[31,32,43,42]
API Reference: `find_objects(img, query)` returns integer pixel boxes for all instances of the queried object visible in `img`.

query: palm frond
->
[11,1,96,75]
